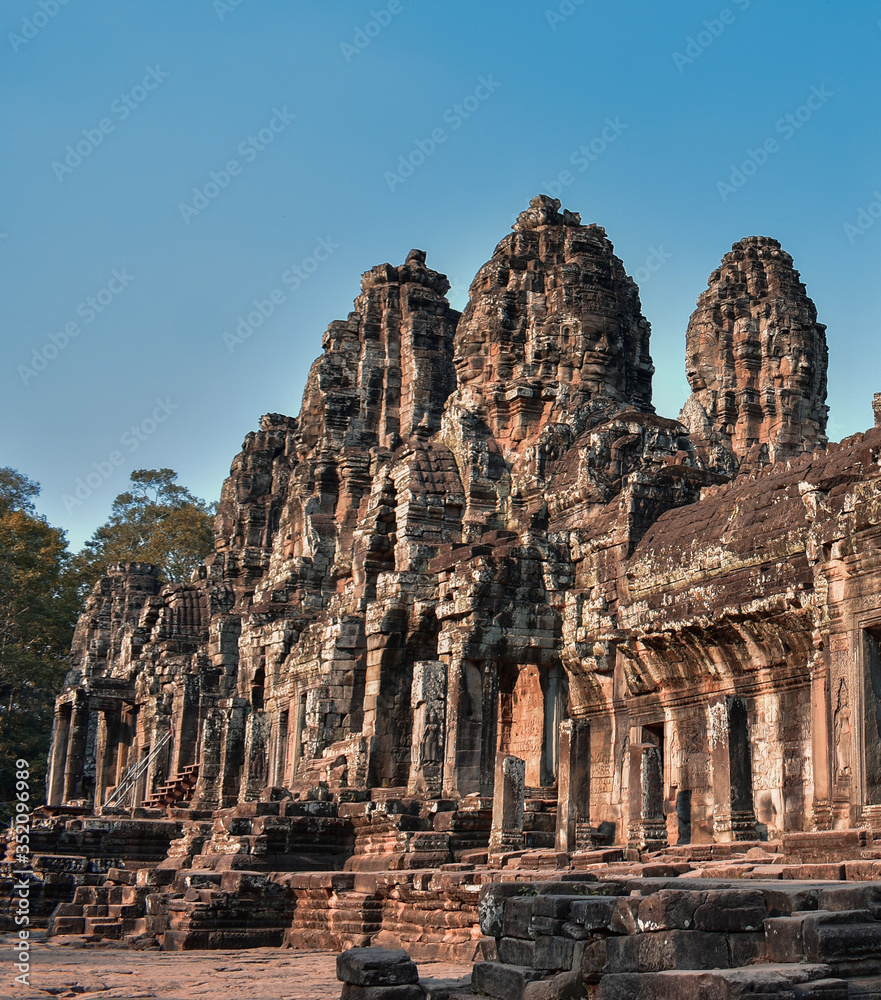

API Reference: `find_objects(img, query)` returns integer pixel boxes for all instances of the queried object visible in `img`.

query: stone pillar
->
[708,699,734,841]
[627,741,667,852]
[62,701,89,802]
[144,719,172,804]
[555,719,591,853]
[408,660,447,797]
[709,697,757,842]
[873,393,881,429]
[541,665,564,787]
[193,708,225,809]
[442,656,484,797]
[95,708,122,809]
[47,704,72,806]
[240,710,269,801]
[810,654,834,829]
[489,753,526,853]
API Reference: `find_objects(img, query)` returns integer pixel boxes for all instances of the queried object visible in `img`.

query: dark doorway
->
[865,629,881,804]
[727,697,753,813]
[642,723,665,825]
[676,789,692,844]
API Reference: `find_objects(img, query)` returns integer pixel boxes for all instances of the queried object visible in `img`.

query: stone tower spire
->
[680,235,828,474]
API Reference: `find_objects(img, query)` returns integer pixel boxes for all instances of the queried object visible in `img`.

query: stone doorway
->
[864,628,881,804]
[497,663,566,789]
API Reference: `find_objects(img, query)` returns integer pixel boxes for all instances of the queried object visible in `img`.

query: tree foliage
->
[73,469,216,589]
[0,469,79,807]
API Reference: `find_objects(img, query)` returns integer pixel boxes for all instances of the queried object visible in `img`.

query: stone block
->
[337,947,419,986]
[503,897,536,940]
[726,931,767,967]
[604,930,729,973]
[522,970,583,1000]
[532,933,575,972]
[471,962,546,1000]
[530,916,563,936]
[340,986,426,1000]
[791,981,848,999]
[498,937,535,966]
[765,910,881,967]
[532,895,582,919]
[567,896,619,932]
[581,938,607,982]
[638,890,705,931]
[692,890,768,932]
[597,964,834,1000]
[478,884,524,938]
[818,883,881,917]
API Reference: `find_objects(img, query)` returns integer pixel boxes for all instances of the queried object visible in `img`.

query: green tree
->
[74,469,216,589]
[0,469,79,808]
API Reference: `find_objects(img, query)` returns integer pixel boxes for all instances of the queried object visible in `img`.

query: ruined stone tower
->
[47,197,880,881]
[680,235,829,474]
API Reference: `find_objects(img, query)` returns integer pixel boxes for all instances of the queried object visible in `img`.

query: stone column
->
[810,654,833,829]
[62,701,89,802]
[95,708,122,809]
[144,719,172,805]
[240,710,269,801]
[442,656,484,797]
[708,699,734,841]
[555,719,591,853]
[47,704,72,806]
[627,741,667,852]
[709,697,757,841]
[541,665,564,787]
[489,753,526,853]
[408,660,447,797]
[193,708,225,809]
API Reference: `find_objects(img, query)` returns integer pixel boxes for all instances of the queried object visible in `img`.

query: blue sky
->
[2,0,880,550]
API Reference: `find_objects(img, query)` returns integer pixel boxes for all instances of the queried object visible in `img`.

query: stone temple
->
[14,197,881,994]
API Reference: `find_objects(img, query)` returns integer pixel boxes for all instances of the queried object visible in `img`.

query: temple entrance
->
[864,628,881,804]
[728,697,754,814]
[642,723,665,828]
[497,662,566,789]
[628,722,667,851]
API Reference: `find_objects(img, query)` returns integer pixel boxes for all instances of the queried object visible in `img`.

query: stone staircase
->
[142,764,200,809]
[47,868,150,940]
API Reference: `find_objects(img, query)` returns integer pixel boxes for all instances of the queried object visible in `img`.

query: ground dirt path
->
[1,934,472,1000]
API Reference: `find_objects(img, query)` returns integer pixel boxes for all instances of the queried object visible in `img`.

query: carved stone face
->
[452,205,654,445]
[681,236,828,472]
